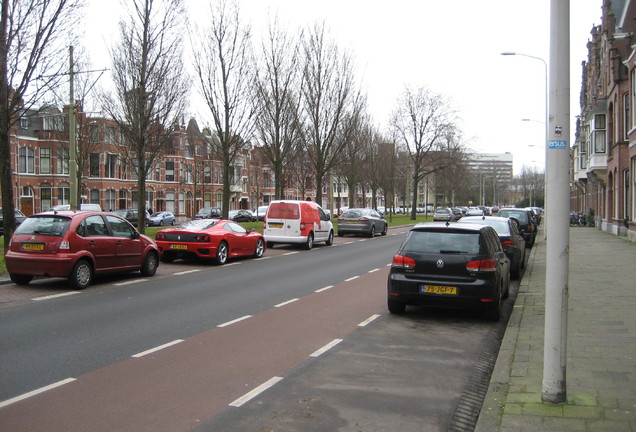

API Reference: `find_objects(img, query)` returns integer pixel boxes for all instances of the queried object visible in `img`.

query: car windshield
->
[435,209,450,214]
[463,218,509,235]
[151,212,163,217]
[180,220,219,230]
[343,209,365,218]
[402,230,481,254]
[14,216,71,237]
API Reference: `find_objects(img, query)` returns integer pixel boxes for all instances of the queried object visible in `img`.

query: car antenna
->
[445,221,450,227]
[482,216,486,220]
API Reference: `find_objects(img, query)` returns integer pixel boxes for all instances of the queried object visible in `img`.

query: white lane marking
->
[33,292,80,301]
[229,376,283,407]
[282,251,299,256]
[0,378,76,409]
[309,339,343,357]
[114,279,146,286]
[368,268,380,273]
[255,256,272,260]
[344,276,359,282]
[357,239,367,242]
[358,314,381,327]
[174,269,201,276]
[217,315,252,328]
[275,298,299,308]
[132,340,184,358]
[315,285,333,293]
[224,262,241,267]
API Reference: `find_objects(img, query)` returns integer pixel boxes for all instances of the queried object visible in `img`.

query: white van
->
[263,200,334,250]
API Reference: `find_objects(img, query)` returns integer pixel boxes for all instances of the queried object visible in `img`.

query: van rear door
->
[265,202,300,237]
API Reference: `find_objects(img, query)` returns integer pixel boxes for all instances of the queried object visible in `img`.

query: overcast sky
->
[83,0,602,175]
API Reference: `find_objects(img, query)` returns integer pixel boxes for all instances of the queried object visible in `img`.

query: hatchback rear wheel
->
[304,233,314,250]
[69,260,92,290]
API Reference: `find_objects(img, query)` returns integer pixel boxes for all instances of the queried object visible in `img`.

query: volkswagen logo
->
[436,259,445,269]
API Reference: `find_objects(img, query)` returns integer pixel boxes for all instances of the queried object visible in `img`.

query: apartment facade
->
[571,0,636,241]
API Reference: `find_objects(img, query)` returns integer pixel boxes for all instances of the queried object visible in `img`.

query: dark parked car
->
[229,209,255,223]
[451,208,463,220]
[497,208,537,248]
[387,222,511,320]
[5,211,159,290]
[193,207,221,220]
[460,216,526,280]
[0,208,27,235]
[337,208,388,237]
[148,211,176,226]
[112,209,150,227]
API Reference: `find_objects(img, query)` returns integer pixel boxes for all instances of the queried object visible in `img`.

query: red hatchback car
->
[6,211,159,290]
[156,219,265,264]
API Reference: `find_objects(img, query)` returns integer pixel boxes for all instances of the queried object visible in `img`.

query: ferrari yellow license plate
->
[170,244,188,250]
[422,285,457,295]
[22,243,44,251]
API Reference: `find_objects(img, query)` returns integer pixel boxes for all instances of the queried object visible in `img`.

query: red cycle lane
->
[0,266,390,432]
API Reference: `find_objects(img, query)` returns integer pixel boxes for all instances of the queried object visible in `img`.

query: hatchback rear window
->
[14,216,71,237]
[402,230,481,254]
[268,203,300,219]
[500,210,528,223]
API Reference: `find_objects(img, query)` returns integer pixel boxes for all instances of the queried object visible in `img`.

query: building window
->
[19,147,35,173]
[57,187,70,205]
[179,191,185,215]
[118,189,127,209]
[106,189,116,212]
[165,161,175,182]
[166,191,175,213]
[106,154,117,178]
[204,192,212,207]
[624,92,631,139]
[90,153,100,177]
[43,115,64,131]
[132,190,139,208]
[132,158,139,180]
[41,187,52,212]
[20,116,28,129]
[214,167,220,184]
[204,165,211,183]
[40,148,51,174]
[90,189,100,205]
[593,114,606,153]
[624,169,630,220]
[89,124,99,142]
[56,148,69,174]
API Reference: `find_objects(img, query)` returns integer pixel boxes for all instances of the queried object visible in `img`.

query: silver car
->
[433,207,454,222]
[337,208,388,237]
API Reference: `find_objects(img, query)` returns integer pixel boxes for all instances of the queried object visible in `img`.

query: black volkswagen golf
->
[387,222,511,320]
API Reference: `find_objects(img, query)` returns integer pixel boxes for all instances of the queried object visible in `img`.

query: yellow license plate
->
[346,221,357,224]
[269,223,283,228]
[423,285,457,295]
[22,243,44,251]
[170,244,188,250]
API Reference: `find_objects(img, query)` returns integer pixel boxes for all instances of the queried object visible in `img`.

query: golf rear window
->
[402,230,481,254]
[268,203,300,219]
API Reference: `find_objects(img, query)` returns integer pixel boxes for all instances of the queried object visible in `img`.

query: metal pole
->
[542,0,569,405]
[69,46,78,210]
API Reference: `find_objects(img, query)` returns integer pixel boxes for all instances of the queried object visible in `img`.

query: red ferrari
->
[155,219,265,264]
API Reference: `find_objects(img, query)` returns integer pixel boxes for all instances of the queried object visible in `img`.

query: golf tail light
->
[392,254,416,269]
[466,258,496,272]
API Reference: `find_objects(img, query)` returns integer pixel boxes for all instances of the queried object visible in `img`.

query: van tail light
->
[300,223,306,230]
[392,254,416,269]
[466,258,496,272]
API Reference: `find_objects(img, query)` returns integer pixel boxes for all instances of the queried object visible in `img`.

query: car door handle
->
[88,241,97,246]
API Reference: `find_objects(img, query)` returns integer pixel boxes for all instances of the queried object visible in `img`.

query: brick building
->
[571,0,636,242]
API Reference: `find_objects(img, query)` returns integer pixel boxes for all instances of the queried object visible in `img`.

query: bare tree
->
[360,124,385,210]
[0,0,81,251]
[298,22,360,206]
[192,0,255,218]
[253,16,301,200]
[390,86,464,220]
[101,0,189,231]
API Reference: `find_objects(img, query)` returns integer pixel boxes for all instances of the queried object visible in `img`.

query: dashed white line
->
[132,340,184,358]
[0,378,76,409]
[344,276,359,282]
[174,269,201,275]
[309,339,343,357]
[114,279,146,286]
[358,314,381,327]
[315,285,334,293]
[282,251,299,256]
[368,268,380,273]
[255,256,272,260]
[217,315,252,328]
[275,298,299,308]
[33,292,80,301]
[229,376,283,407]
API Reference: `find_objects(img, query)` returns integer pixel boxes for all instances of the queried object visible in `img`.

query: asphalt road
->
[0,226,519,431]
